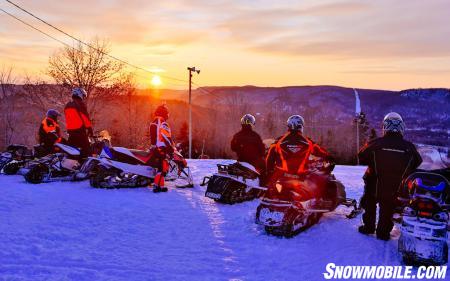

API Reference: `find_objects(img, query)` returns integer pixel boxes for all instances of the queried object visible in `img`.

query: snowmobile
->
[22,143,88,183]
[255,162,358,237]
[0,144,34,175]
[88,146,193,189]
[201,162,266,204]
[397,171,449,265]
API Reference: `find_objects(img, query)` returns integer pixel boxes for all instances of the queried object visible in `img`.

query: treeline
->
[0,38,378,163]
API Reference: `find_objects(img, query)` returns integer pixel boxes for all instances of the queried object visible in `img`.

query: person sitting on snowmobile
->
[231,114,266,182]
[64,87,93,159]
[266,115,334,204]
[358,112,422,241]
[38,109,63,156]
[149,104,174,193]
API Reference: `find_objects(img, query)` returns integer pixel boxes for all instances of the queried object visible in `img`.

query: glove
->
[87,127,94,138]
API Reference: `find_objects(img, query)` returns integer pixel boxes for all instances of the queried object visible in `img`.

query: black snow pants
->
[361,175,395,235]
[68,129,90,159]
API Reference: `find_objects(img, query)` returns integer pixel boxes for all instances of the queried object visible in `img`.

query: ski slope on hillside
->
[0,161,443,280]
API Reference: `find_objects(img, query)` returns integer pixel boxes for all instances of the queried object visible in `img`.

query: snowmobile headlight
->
[403,207,417,217]
[432,212,449,222]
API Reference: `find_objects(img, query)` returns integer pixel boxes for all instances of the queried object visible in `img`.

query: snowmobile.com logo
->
[323,263,447,279]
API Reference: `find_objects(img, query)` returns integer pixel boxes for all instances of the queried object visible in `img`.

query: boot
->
[358,225,375,235]
[376,232,390,241]
[153,185,162,193]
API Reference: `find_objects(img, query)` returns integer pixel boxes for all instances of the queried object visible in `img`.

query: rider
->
[231,114,266,182]
[266,115,331,180]
[358,112,422,240]
[38,109,63,156]
[149,104,174,193]
[64,87,93,158]
[266,115,334,203]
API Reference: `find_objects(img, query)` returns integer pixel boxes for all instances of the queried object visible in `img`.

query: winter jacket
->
[64,98,92,134]
[358,132,422,200]
[38,117,62,151]
[230,125,265,165]
[150,117,174,151]
[266,131,330,178]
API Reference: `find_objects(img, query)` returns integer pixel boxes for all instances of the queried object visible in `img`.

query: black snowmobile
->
[255,163,358,237]
[201,161,266,204]
[0,144,34,175]
[21,135,109,184]
[397,170,449,265]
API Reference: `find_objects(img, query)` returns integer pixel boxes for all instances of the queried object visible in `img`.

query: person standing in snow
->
[231,114,266,179]
[64,88,93,158]
[358,112,422,241]
[149,104,174,193]
[38,109,63,156]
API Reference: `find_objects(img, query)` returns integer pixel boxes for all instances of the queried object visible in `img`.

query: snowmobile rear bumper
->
[398,217,448,265]
[203,174,266,204]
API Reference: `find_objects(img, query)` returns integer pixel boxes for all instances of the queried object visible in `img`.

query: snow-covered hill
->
[0,161,446,280]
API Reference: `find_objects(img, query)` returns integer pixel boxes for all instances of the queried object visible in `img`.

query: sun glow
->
[151,75,162,87]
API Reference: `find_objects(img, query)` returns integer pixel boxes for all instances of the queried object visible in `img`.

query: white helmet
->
[287,115,305,132]
[382,112,405,135]
[72,87,87,100]
[241,114,256,126]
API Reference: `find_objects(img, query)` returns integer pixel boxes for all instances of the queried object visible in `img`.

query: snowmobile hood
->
[54,143,80,156]
[238,162,259,175]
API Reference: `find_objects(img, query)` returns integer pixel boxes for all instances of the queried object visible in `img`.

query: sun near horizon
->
[1,0,450,90]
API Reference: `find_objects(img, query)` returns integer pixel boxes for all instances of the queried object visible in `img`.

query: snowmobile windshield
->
[413,178,446,202]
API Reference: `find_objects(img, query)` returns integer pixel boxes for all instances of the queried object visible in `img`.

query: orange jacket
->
[38,117,62,146]
[266,131,330,176]
[64,99,92,131]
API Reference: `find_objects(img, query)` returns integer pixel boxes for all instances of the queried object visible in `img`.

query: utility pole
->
[187,67,200,159]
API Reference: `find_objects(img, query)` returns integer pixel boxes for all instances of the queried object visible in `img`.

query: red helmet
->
[155,104,169,120]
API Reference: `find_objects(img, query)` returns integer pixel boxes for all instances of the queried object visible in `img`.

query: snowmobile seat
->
[130,149,153,163]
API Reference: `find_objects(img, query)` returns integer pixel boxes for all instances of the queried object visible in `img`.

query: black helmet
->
[382,112,405,135]
[46,109,61,121]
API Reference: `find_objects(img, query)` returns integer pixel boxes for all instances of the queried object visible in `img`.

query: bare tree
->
[0,66,17,148]
[21,75,68,113]
[48,38,125,121]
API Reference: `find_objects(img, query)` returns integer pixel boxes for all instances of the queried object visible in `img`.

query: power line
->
[0,8,187,89]
[5,0,188,84]
[1,8,73,50]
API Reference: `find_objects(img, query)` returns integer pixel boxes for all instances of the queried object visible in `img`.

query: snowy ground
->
[0,161,445,281]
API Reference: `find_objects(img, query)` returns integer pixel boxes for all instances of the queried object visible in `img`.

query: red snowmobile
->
[255,160,358,237]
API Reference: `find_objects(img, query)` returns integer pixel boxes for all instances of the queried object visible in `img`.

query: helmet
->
[155,104,169,120]
[72,87,87,100]
[241,114,256,126]
[46,109,61,121]
[287,115,305,132]
[382,112,405,135]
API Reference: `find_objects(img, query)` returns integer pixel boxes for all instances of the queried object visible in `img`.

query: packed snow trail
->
[0,160,441,281]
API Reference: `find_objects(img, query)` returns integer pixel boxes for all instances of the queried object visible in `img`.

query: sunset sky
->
[1,0,450,90]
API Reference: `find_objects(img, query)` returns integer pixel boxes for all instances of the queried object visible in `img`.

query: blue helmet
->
[46,109,61,120]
